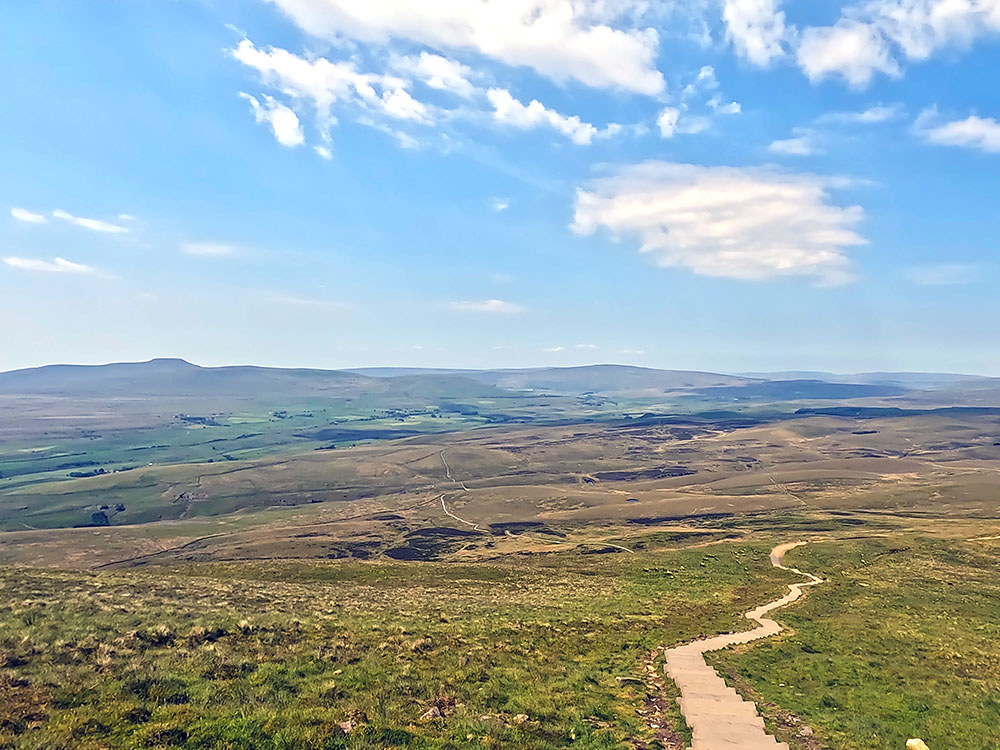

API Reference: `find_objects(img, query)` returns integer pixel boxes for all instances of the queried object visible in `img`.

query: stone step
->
[691,735,787,750]
[679,697,763,716]
[658,544,822,750]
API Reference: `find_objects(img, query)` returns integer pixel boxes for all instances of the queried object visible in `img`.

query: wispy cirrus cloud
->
[10,207,47,224]
[52,209,128,234]
[449,299,525,314]
[3,256,95,274]
[904,263,978,286]
[260,292,350,308]
[768,134,817,156]
[182,242,241,257]
[817,103,902,124]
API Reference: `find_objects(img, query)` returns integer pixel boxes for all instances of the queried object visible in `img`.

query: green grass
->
[4,527,1000,749]
[710,535,1000,750]
[0,543,788,750]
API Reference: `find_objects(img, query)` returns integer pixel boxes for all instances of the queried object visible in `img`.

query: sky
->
[2,0,999,375]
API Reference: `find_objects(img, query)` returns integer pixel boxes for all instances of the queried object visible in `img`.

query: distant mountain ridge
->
[1,358,994,400]
[350,365,753,392]
[0,360,750,398]
[0,358,371,397]
[738,370,991,386]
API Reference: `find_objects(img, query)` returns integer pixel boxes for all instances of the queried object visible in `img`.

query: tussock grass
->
[0,544,786,749]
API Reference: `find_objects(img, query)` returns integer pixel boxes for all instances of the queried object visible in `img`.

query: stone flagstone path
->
[663,542,823,750]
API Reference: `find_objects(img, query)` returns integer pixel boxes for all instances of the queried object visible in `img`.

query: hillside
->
[352,364,753,394]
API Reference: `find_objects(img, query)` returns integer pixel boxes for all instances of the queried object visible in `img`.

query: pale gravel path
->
[438,494,483,533]
[437,451,482,531]
[663,542,824,750]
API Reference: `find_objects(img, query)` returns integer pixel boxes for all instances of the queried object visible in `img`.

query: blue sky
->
[2,0,999,374]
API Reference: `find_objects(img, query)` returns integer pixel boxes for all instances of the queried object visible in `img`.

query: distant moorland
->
[1,359,998,750]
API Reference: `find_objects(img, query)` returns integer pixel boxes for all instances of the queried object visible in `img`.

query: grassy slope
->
[0,544,788,750]
[710,535,1000,750]
[3,525,1000,749]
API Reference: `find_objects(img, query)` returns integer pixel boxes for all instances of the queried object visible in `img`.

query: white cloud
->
[182,242,240,257]
[708,96,742,115]
[795,0,1000,86]
[543,345,566,352]
[797,21,900,86]
[571,161,865,284]
[267,0,665,95]
[657,106,712,138]
[449,299,525,314]
[575,343,599,349]
[232,39,375,121]
[51,209,128,234]
[917,111,1000,153]
[358,117,420,148]
[768,135,816,155]
[314,145,333,159]
[683,65,719,98]
[239,92,305,147]
[393,52,475,98]
[10,207,47,224]
[380,87,431,122]
[619,348,646,355]
[657,106,680,137]
[904,263,978,286]
[487,88,617,145]
[676,115,711,134]
[3,256,95,274]
[819,103,902,124]
[262,292,349,307]
[232,38,435,146]
[491,198,509,212]
[723,0,788,66]
[865,0,1000,60]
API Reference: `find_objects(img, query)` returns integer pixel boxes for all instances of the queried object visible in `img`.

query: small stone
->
[512,713,529,725]
[907,740,930,750]
[799,726,814,737]
[420,706,443,722]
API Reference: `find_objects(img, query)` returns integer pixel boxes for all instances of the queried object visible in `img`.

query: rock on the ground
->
[420,706,443,722]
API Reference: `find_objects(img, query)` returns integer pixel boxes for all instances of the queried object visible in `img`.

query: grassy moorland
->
[710,534,1000,750]
[4,363,1000,750]
[0,543,790,750]
[3,517,1000,749]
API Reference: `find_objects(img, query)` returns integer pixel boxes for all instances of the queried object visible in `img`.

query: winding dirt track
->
[663,542,823,750]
